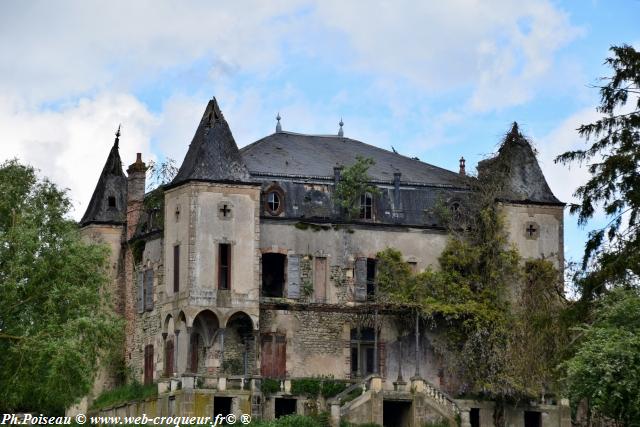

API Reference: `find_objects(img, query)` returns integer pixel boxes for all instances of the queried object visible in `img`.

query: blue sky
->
[1,0,639,265]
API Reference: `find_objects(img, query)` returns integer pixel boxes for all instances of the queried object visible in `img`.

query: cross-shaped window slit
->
[526,224,537,237]
[220,204,231,217]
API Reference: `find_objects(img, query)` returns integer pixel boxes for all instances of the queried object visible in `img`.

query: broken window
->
[262,253,286,297]
[218,243,231,290]
[350,327,378,377]
[359,192,373,219]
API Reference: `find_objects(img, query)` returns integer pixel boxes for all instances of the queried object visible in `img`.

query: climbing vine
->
[375,127,568,408]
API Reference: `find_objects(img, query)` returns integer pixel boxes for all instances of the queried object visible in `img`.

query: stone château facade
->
[76,98,570,426]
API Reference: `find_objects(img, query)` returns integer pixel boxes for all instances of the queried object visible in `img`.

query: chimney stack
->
[126,153,146,239]
[459,157,466,176]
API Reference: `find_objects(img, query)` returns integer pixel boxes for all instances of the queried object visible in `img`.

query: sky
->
[1,0,639,265]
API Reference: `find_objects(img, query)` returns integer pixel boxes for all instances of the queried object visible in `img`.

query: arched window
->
[359,192,373,219]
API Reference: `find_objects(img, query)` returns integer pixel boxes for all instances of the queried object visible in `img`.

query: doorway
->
[383,400,411,427]
[275,398,297,418]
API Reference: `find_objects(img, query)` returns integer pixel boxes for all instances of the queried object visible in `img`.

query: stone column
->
[185,326,192,374]
[414,310,420,378]
[373,309,378,374]
[219,328,226,371]
[174,329,180,376]
[253,330,260,376]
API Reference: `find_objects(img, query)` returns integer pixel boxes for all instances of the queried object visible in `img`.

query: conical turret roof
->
[478,122,562,205]
[171,98,250,187]
[80,129,128,226]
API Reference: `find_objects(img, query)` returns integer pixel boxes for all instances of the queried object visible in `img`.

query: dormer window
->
[264,185,285,216]
[359,193,373,220]
[107,196,116,208]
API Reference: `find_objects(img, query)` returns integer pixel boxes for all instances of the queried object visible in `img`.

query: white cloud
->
[311,0,582,111]
[0,93,156,219]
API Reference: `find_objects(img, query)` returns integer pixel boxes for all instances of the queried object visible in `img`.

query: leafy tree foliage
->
[376,127,567,408]
[555,45,640,296]
[334,156,380,219]
[562,288,640,425]
[0,160,123,414]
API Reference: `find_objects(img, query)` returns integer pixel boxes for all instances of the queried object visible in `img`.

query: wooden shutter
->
[144,269,154,311]
[275,334,286,378]
[287,255,300,299]
[260,335,273,377]
[136,270,144,313]
[354,257,367,302]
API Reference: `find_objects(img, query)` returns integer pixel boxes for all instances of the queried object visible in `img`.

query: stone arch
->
[223,311,257,376]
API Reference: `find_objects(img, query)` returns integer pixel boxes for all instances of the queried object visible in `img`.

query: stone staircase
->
[329,375,461,427]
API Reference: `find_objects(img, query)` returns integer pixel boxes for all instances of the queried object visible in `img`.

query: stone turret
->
[80,127,127,226]
[170,97,250,187]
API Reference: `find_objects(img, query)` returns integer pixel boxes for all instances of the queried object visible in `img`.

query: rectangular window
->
[218,243,231,290]
[173,245,180,293]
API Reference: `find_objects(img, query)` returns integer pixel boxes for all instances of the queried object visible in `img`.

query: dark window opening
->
[214,397,232,419]
[107,196,116,208]
[350,327,378,377]
[359,192,373,219]
[470,408,480,427]
[173,245,180,293]
[366,258,376,299]
[218,243,231,290]
[275,398,297,418]
[262,253,285,297]
[524,411,542,427]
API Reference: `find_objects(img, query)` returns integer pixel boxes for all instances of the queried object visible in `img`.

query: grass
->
[90,382,157,410]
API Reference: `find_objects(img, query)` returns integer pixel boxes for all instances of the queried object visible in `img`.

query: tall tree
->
[0,160,122,414]
[555,44,640,297]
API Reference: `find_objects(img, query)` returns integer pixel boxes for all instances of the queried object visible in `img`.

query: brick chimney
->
[459,156,466,176]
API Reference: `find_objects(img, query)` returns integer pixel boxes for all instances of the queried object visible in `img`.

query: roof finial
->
[338,118,344,137]
[276,112,282,133]
[114,124,121,148]
[459,156,466,176]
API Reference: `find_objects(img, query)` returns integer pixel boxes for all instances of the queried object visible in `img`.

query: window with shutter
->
[287,255,300,299]
[144,269,154,311]
[354,258,367,302]
[136,270,144,313]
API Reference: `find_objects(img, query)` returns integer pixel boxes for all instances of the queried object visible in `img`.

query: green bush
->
[251,414,323,426]
[291,378,322,396]
[261,378,281,396]
[91,381,157,410]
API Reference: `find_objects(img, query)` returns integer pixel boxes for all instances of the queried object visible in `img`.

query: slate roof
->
[80,132,128,226]
[240,132,467,187]
[171,98,250,187]
[477,123,563,205]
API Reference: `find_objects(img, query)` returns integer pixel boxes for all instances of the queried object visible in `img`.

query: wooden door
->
[261,334,286,378]
[190,334,199,373]
[165,340,174,377]
[314,257,327,302]
[144,345,154,385]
